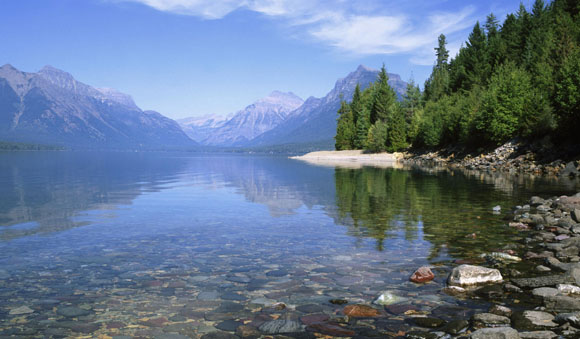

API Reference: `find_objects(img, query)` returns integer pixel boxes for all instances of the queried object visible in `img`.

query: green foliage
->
[370,65,398,124]
[554,48,580,140]
[416,100,444,147]
[406,0,574,148]
[366,120,389,152]
[354,109,370,149]
[475,62,537,144]
[425,34,450,101]
[386,109,407,152]
[335,100,355,150]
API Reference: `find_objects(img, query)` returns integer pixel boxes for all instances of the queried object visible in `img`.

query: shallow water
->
[0,152,579,337]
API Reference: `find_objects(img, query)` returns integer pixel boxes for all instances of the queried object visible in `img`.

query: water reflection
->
[1,152,578,250]
[0,152,189,240]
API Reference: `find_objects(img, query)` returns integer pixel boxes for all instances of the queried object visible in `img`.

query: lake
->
[0,152,579,338]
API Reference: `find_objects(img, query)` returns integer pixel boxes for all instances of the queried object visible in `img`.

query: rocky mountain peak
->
[326,65,378,103]
[38,65,74,81]
[256,91,304,108]
[97,87,139,110]
[355,64,374,73]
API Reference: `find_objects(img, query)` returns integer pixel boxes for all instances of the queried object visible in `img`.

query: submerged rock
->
[480,252,522,262]
[410,266,435,283]
[472,313,511,328]
[511,275,573,288]
[448,265,503,286]
[489,305,512,317]
[442,319,469,335]
[56,306,91,318]
[512,311,558,331]
[544,295,580,311]
[531,287,559,298]
[373,291,406,305]
[9,306,34,315]
[469,327,519,339]
[258,319,302,334]
[518,331,558,339]
[412,317,446,328]
[343,304,382,317]
[442,286,466,296]
[306,322,355,337]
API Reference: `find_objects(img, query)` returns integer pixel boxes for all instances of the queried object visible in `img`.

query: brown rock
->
[343,304,381,317]
[307,322,356,336]
[410,266,435,283]
[300,314,330,325]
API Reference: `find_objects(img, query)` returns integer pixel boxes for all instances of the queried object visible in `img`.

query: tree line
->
[336,0,580,152]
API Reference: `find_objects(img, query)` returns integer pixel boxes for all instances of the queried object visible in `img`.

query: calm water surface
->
[0,152,579,337]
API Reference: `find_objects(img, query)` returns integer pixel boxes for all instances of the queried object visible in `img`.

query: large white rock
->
[448,265,503,286]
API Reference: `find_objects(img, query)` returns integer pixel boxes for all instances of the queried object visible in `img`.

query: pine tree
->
[354,109,370,149]
[425,34,450,100]
[435,34,449,69]
[387,108,407,152]
[401,80,422,127]
[335,100,355,150]
[370,65,398,124]
[485,13,500,37]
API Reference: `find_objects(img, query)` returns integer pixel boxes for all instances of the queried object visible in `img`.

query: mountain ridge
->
[0,64,195,149]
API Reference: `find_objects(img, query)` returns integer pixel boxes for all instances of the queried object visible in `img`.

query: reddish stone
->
[343,304,381,318]
[300,314,330,325]
[307,322,355,337]
[139,317,168,327]
[410,266,435,283]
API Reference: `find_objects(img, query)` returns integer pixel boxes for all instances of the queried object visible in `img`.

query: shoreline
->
[290,150,403,169]
[292,140,580,178]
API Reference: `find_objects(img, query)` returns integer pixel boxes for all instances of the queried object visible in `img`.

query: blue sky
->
[0,0,525,119]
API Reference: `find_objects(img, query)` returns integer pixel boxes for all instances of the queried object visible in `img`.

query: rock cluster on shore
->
[403,140,580,177]
[394,192,580,338]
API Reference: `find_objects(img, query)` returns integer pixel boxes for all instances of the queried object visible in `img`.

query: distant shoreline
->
[290,150,402,168]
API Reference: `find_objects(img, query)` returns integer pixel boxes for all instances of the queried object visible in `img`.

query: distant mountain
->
[182,91,304,147]
[178,114,231,143]
[0,64,195,149]
[245,65,407,148]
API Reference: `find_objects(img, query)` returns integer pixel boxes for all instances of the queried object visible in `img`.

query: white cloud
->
[115,0,478,65]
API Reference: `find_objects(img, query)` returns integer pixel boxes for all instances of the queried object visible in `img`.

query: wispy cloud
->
[114,0,478,65]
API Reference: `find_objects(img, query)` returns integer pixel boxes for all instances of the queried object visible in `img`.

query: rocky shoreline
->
[387,191,580,339]
[402,140,580,178]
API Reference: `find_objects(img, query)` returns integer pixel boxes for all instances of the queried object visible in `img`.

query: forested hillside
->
[336,0,580,152]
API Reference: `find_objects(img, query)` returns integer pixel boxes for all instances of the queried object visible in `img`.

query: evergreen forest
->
[335,0,580,152]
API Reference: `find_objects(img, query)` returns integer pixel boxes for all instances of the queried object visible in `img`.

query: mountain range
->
[179,65,407,148]
[179,91,303,146]
[0,64,407,151]
[0,64,194,149]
